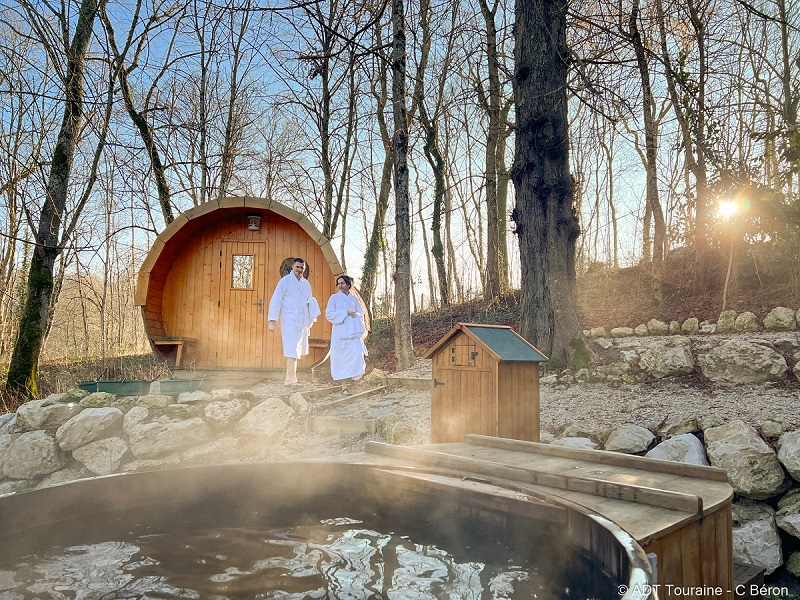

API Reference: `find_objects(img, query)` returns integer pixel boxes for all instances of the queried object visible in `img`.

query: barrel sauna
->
[135,197,343,371]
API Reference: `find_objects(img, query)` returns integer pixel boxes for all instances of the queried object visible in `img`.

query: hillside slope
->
[370,247,800,371]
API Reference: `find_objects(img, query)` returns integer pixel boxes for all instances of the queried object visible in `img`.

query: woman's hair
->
[336,275,353,288]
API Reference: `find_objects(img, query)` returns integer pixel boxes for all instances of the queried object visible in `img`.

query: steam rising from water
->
[0,516,607,598]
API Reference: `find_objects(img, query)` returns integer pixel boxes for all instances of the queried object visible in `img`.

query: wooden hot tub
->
[0,460,655,598]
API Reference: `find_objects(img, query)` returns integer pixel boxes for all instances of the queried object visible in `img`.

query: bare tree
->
[476,0,512,300]
[655,0,712,294]
[360,13,393,313]
[410,0,459,306]
[99,0,182,224]
[622,0,667,303]
[513,0,584,368]
[392,0,414,371]
[6,0,111,399]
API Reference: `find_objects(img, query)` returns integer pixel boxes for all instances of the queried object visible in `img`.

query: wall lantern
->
[247,215,262,231]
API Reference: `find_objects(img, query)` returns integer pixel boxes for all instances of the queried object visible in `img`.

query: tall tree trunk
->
[477,0,505,301]
[512,0,584,369]
[6,0,106,399]
[496,102,512,282]
[392,0,414,371]
[778,0,798,200]
[411,0,454,307]
[217,6,250,201]
[360,25,393,313]
[655,0,709,294]
[627,0,666,303]
[101,5,174,224]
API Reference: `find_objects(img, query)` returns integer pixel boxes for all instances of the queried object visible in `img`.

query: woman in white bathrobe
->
[325,275,367,392]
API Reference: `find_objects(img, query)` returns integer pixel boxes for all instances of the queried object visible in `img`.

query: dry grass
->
[1,354,171,413]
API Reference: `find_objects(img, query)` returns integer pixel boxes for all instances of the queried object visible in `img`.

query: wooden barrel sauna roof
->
[135,197,343,308]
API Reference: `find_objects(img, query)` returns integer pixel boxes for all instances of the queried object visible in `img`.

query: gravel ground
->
[246,356,800,460]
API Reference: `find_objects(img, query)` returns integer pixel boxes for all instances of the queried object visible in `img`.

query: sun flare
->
[718,200,738,219]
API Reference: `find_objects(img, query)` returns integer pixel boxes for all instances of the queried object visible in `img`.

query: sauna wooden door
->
[212,241,267,368]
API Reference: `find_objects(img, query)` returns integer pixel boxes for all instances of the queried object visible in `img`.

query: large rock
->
[609,327,635,338]
[697,340,788,384]
[136,394,172,409]
[595,362,630,381]
[123,406,150,435]
[681,318,699,334]
[16,399,82,432]
[551,437,598,450]
[36,464,92,489]
[788,552,800,578]
[646,319,670,336]
[78,391,116,408]
[287,392,310,414]
[233,398,295,438]
[704,420,786,499]
[776,488,800,540]
[0,479,36,495]
[128,418,213,458]
[203,398,251,430]
[604,425,654,454]
[777,430,800,482]
[72,437,129,475]
[639,336,694,379]
[734,312,760,332]
[177,390,211,404]
[732,501,783,575]
[55,407,124,451]
[658,413,698,439]
[0,433,20,479]
[716,310,737,333]
[645,433,709,466]
[376,414,416,445]
[2,431,65,479]
[210,388,232,401]
[0,413,15,434]
[763,306,797,331]
[558,423,611,445]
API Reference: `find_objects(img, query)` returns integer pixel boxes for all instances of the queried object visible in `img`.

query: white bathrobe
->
[325,291,367,381]
[268,273,315,359]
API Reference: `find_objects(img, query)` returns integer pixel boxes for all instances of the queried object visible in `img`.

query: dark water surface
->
[0,508,616,599]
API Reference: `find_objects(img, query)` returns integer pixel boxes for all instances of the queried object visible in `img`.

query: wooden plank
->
[431,443,731,512]
[700,505,719,592]
[717,507,733,593]
[680,521,702,587]
[466,435,729,481]
[364,442,704,513]
[316,385,390,409]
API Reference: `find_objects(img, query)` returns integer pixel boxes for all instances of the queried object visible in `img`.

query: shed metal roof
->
[423,323,548,362]
[463,325,548,362]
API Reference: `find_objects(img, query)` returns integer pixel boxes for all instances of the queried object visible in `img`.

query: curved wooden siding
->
[136,198,344,370]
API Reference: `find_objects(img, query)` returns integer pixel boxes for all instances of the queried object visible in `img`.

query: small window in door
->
[232,255,254,289]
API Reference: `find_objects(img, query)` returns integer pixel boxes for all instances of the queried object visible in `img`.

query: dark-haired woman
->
[325,275,367,393]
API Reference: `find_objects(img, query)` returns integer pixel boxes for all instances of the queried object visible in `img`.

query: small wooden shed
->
[423,323,548,443]
[135,197,344,371]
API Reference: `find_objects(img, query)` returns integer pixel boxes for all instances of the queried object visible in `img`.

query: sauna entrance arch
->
[137,198,343,371]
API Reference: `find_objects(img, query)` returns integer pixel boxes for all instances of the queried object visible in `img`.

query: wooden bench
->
[152,336,197,368]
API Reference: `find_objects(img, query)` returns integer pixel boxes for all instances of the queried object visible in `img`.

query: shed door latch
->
[434,379,445,387]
